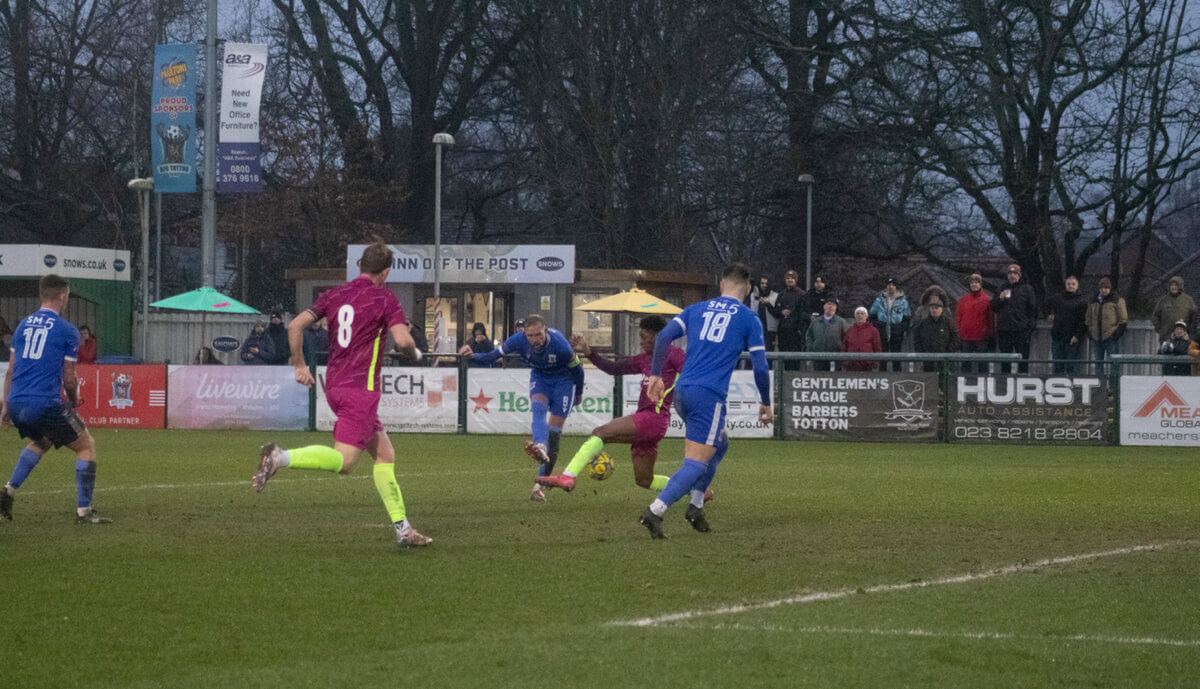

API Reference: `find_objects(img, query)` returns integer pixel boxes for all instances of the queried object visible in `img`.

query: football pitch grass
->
[1,429,1198,688]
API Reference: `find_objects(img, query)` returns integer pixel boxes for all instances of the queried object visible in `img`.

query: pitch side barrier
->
[90,352,1194,446]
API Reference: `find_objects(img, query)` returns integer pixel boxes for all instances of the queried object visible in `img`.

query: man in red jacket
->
[956,273,994,374]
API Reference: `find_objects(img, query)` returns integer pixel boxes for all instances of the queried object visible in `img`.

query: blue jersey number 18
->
[698,311,731,343]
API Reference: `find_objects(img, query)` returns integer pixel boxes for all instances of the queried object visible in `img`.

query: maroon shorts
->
[630,410,670,458]
[326,387,384,449]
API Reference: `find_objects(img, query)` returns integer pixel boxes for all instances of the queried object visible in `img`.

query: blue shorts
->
[9,400,87,448]
[674,385,727,446]
[530,374,575,418]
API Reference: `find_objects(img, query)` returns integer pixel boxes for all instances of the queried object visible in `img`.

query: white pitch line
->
[15,466,531,497]
[608,541,1196,628]
[698,623,1200,649]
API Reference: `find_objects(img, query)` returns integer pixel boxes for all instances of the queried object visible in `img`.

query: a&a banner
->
[218,42,268,193]
[150,44,197,193]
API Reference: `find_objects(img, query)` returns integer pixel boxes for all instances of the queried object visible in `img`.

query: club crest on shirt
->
[548,354,557,364]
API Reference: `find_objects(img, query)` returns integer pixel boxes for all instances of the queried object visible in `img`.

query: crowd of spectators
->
[745,268,1200,375]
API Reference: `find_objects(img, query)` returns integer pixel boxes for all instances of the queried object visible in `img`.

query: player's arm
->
[63,360,81,408]
[647,316,685,402]
[388,320,421,363]
[288,310,318,387]
[748,319,774,424]
[1,354,14,425]
[460,332,515,364]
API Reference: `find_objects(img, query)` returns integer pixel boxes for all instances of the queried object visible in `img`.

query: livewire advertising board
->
[782,371,940,441]
[316,366,459,434]
[948,375,1108,444]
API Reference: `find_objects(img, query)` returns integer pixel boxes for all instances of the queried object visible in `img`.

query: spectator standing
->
[468,322,497,367]
[868,277,911,371]
[77,326,98,364]
[912,284,950,331]
[1159,320,1192,376]
[0,332,11,362]
[797,275,831,344]
[842,306,881,371]
[1151,276,1198,341]
[240,321,275,365]
[302,318,330,367]
[1085,277,1128,377]
[1046,276,1088,376]
[266,312,290,364]
[956,273,994,373]
[771,270,806,368]
[912,296,960,373]
[805,297,848,371]
[750,276,779,351]
[991,264,1038,373]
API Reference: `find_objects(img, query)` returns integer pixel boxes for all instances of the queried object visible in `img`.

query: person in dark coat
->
[266,312,290,364]
[240,321,275,365]
[771,270,807,369]
[991,263,1038,373]
[1046,276,1088,376]
[1158,320,1192,376]
[912,296,960,373]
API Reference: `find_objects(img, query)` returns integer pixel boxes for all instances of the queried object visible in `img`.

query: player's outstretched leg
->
[685,433,726,533]
[254,444,344,492]
[2,446,45,520]
[538,435,605,492]
[640,459,708,539]
[372,463,431,549]
[74,459,111,524]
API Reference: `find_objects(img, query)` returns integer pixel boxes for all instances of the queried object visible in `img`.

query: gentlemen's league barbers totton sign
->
[345,245,575,284]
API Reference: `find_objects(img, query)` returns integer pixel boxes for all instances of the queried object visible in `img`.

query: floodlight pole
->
[432,132,455,352]
[798,174,815,290]
[128,177,155,360]
[200,0,218,288]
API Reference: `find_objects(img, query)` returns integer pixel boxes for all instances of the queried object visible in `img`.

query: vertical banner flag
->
[150,44,198,193]
[218,42,268,193]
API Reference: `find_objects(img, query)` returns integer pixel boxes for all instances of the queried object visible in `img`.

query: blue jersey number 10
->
[698,311,731,343]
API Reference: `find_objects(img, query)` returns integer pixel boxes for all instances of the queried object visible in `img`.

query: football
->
[587,451,614,481]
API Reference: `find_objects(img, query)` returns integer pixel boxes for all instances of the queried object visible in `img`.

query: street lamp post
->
[128,177,155,360]
[432,132,455,353]
[797,174,815,290]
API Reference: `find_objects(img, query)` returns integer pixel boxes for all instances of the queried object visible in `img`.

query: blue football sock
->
[9,448,42,488]
[693,434,728,495]
[530,399,549,446]
[75,460,97,509]
[656,459,708,509]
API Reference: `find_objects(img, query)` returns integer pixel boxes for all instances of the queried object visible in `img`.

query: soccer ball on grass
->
[586,452,615,481]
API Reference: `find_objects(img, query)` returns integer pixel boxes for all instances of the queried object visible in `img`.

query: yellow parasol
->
[572,288,682,315]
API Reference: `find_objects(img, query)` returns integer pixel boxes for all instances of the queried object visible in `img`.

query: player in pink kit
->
[253,242,432,549]
[537,315,689,493]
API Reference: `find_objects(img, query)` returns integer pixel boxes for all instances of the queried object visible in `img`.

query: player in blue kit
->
[459,314,585,501]
[641,263,774,538]
[0,274,111,524]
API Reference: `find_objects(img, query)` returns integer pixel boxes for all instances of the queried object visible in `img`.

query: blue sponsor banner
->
[151,44,198,193]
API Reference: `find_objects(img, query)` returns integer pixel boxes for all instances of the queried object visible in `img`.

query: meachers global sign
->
[1121,376,1200,446]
